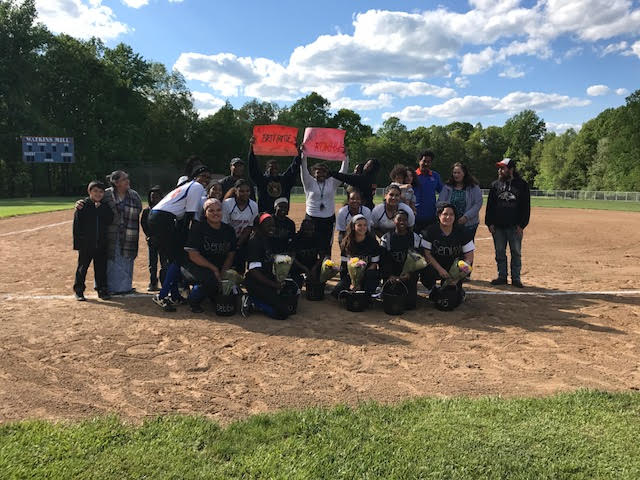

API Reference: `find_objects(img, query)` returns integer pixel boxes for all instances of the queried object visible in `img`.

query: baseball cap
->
[230,157,244,166]
[176,175,189,186]
[496,157,515,168]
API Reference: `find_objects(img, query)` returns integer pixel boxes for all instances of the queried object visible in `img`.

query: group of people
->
[72,144,531,319]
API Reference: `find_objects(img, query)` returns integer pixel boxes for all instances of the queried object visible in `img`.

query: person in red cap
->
[485,158,530,288]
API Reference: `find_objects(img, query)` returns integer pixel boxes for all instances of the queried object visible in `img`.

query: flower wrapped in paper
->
[442,259,473,288]
[401,250,428,275]
[319,258,339,284]
[347,257,367,291]
[221,269,243,296]
[272,254,293,283]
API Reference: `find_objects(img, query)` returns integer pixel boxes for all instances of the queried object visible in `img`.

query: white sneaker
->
[240,294,253,318]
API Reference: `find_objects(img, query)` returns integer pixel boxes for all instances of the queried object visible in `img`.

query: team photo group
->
[72,129,530,320]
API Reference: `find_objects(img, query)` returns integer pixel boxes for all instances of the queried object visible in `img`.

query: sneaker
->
[190,303,204,313]
[240,294,253,318]
[98,291,111,300]
[147,282,159,292]
[490,277,508,285]
[512,279,524,288]
[74,292,86,302]
[153,294,176,312]
[168,294,187,306]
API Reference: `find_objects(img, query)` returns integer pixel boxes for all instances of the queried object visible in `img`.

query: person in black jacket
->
[248,137,301,213]
[140,185,166,291]
[329,158,380,209]
[72,181,114,301]
[485,158,531,288]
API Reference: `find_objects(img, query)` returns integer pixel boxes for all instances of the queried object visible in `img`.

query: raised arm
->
[300,154,314,191]
[247,144,264,187]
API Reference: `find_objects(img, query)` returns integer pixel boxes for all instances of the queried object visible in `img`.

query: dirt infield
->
[1,205,639,424]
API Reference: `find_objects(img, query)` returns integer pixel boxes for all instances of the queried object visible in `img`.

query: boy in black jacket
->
[73,181,114,300]
[485,158,531,288]
[140,185,165,291]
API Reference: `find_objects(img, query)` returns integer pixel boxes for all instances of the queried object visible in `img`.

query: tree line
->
[1,0,638,197]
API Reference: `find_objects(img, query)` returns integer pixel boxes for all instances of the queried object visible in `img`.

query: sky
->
[33,0,640,133]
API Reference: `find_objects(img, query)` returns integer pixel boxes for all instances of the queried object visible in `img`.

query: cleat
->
[74,292,86,302]
[490,277,507,285]
[512,279,524,288]
[153,294,176,312]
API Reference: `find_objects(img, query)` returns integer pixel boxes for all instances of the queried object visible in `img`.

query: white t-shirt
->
[152,180,205,219]
[222,198,258,236]
[371,202,415,235]
[300,156,349,218]
[335,205,372,232]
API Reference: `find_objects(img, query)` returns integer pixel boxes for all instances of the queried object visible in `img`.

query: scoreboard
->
[22,136,74,163]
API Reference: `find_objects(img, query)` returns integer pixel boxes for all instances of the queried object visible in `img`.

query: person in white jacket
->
[300,152,349,254]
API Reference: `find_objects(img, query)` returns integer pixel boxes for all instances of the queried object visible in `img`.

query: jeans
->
[492,226,522,281]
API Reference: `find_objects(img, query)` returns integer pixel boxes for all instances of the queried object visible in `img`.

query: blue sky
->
[35,0,640,132]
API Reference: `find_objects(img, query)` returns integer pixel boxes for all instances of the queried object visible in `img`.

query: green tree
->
[502,110,546,159]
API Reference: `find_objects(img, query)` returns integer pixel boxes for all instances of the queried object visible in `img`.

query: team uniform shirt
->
[185,221,237,268]
[222,198,258,236]
[380,231,427,275]
[335,205,372,233]
[370,202,415,235]
[247,236,280,279]
[343,234,381,265]
[273,216,296,253]
[300,156,349,218]
[291,233,324,269]
[193,191,208,222]
[152,180,205,219]
[422,224,475,271]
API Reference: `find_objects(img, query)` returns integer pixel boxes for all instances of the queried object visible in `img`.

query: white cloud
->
[546,122,583,133]
[586,84,610,96]
[384,91,590,121]
[35,0,130,40]
[615,88,629,95]
[454,76,470,88]
[631,40,640,58]
[332,94,393,111]
[460,47,497,75]
[601,41,628,56]
[192,91,225,117]
[499,66,525,78]
[361,81,455,98]
[122,0,148,8]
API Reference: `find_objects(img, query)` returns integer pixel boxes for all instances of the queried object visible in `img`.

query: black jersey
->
[380,231,427,275]
[291,233,323,269]
[344,233,381,264]
[247,235,283,280]
[185,221,237,268]
[273,216,296,253]
[422,224,474,271]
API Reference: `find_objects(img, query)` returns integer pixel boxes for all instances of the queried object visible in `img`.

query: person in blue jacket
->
[413,150,443,233]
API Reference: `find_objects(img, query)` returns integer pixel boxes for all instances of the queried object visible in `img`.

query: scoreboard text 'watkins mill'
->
[22,136,74,163]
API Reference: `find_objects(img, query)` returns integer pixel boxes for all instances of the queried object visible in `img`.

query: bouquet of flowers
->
[347,257,367,291]
[221,269,243,296]
[273,254,293,284]
[401,250,428,275]
[319,258,339,284]
[442,259,473,288]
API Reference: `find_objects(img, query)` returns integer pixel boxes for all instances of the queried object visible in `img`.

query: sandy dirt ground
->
[1,204,639,424]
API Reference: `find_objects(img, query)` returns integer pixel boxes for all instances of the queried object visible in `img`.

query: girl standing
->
[222,179,259,273]
[438,162,483,239]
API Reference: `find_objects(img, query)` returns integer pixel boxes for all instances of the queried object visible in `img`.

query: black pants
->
[305,214,335,256]
[148,210,184,264]
[380,259,418,309]
[148,242,168,285]
[74,248,107,294]
[245,275,291,320]
[181,262,221,306]
[421,263,462,290]
[333,266,379,295]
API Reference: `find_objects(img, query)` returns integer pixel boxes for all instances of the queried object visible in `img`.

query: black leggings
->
[148,211,184,264]
[245,274,291,320]
[305,214,335,256]
[181,262,221,305]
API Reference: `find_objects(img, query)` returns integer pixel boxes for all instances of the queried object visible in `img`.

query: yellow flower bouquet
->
[319,258,339,284]
[347,257,367,291]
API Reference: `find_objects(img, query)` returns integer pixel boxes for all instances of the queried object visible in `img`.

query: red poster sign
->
[252,125,299,156]
[302,128,346,161]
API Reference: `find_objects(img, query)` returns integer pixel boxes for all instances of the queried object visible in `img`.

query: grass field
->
[1,391,639,479]
[3,195,638,218]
